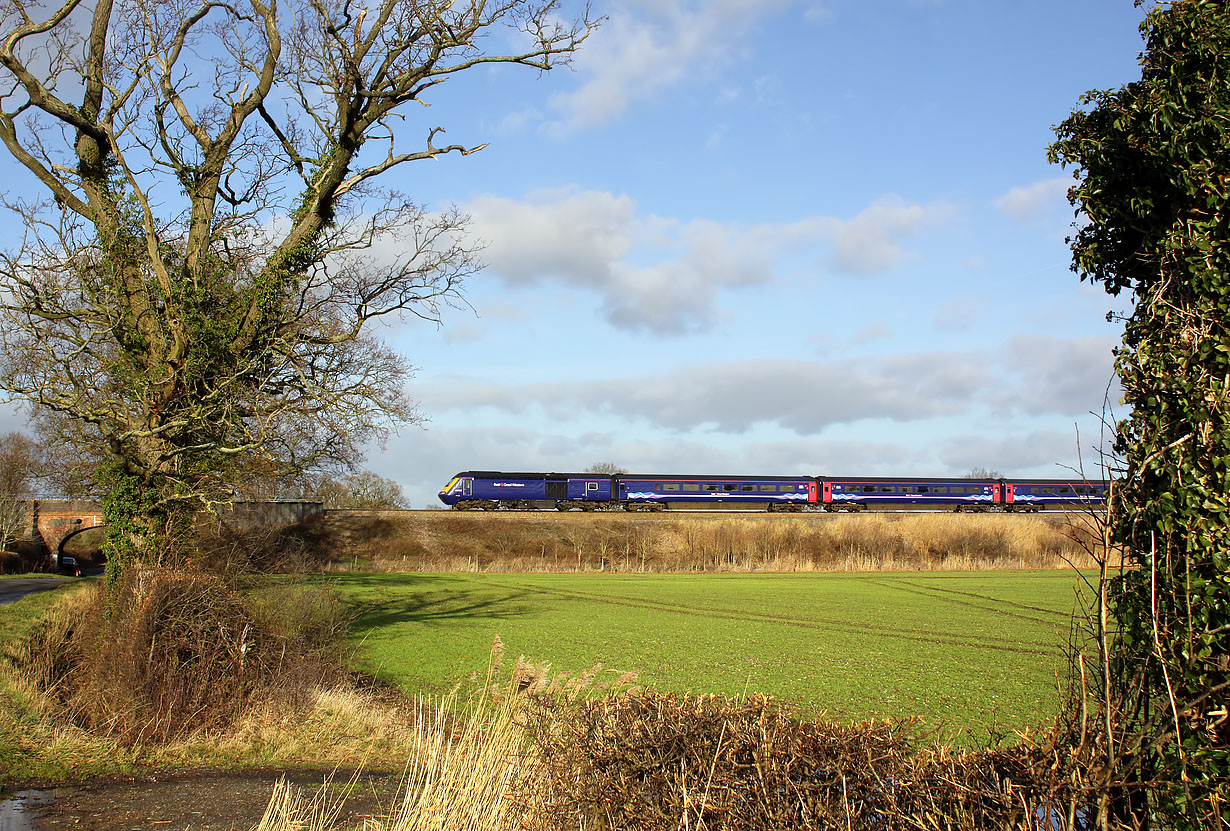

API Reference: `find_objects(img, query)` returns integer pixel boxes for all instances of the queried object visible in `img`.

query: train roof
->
[456,471,599,479]
[453,471,1109,485]
[456,471,812,481]
[819,475,1108,485]
[614,473,812,481]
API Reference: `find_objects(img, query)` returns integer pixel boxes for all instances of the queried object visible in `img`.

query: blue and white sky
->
[1,1,1148,507]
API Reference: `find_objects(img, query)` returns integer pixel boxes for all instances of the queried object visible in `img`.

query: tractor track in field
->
[865,578,1075,625]
[454,575,1062,658]
[877,578,1080,618]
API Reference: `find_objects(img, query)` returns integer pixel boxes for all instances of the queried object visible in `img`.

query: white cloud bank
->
[466,189,951,334]
[420,334,1118,434]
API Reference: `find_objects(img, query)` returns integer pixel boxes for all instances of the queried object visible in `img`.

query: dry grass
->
[0,676,423,778]
[250,684,1135,831]
[324,511,1115,573]
[2,568,428,777]
[154,685,421,770]
[251,640,640,831]
[248,637,1136,831]
[251,690,536,831]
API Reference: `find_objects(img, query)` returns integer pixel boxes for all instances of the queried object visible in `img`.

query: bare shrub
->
[14,568,347,743]
[195,517,334,575]
[525,691,1131,831]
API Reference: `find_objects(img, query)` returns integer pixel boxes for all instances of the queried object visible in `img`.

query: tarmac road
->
[0,577,74,606]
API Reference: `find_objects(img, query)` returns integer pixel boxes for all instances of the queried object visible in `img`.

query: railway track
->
[407,508,1091,521]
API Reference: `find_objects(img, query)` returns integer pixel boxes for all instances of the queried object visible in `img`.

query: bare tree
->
[312,470,410,509]
[0,0,595,572]
[0,431,40,549]
[585,462,629,475]
[962,467,1003,480]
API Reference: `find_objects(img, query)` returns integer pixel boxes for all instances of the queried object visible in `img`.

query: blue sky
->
[0,1,1148,507]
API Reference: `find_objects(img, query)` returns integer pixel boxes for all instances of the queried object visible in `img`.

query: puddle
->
[0,789,65,831]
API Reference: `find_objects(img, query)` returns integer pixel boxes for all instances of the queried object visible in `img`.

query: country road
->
[0,577,74,606]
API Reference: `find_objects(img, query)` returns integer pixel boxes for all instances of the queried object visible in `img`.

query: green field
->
[337,570,1094,735]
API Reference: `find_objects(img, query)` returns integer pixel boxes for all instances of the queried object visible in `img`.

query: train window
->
[741,485,755,492]
[663,484,680,492]
[760,485,776,492]
[706,485,719,491]
[724,484,739,492]
[917,486,929,493]
[934,487,948,494]
[587,482,599,491]
[863,486,876,493]
[1042,488,1054,494]
[880,486,894,493]
[1059,487,1071,494]
[683,484,700,492]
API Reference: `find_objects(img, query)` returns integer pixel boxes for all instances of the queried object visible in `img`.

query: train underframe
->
[451,500,1050,512]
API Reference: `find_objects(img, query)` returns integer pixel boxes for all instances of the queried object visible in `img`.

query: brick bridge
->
[19,500,106,558]
[13,499,324,562]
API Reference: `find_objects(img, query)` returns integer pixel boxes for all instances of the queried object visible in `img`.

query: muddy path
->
[22,769,405,831]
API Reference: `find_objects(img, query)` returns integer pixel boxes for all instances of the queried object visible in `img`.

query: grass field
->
[337,569,1096,737]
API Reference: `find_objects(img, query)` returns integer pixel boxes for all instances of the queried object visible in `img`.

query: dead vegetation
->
[254,660,1137,831]
[10,567,350,745]
[326,511,1112,573]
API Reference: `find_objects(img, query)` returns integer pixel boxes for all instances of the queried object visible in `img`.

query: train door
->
[462,478,473,497]
[991,484,1001,505]
[1004,483,1015,505]
[821,481,832,504]
[808,481,818,503]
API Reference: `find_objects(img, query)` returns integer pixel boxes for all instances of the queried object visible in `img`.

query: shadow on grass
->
[331,574,536,629]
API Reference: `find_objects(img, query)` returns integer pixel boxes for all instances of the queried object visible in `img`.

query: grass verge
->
[0,574,420,781]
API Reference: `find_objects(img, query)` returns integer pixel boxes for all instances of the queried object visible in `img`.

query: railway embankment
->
[316,509,1113,573]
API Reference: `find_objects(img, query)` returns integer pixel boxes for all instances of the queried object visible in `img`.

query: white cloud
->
[544,0,796,133]
[992,335,1119,416]
[992,177,1072,222]
[424,355,984,433]
[937,429,1112,478]
[0,398,30,436]
[824,195,949,275]
[803,2,838,24]
[466,189,949,333]
[468,188,636,287]
[421,334,1116,434]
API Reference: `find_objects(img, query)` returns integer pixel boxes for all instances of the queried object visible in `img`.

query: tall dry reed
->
[324,511,1113,573]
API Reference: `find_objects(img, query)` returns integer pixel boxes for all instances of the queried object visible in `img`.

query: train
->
[438,471,1108,513]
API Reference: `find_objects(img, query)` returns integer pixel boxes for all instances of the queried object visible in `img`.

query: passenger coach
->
[615,474,815,511]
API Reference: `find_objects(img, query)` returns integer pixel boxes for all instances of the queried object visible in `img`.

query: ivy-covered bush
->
[1049,2,1230,827]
